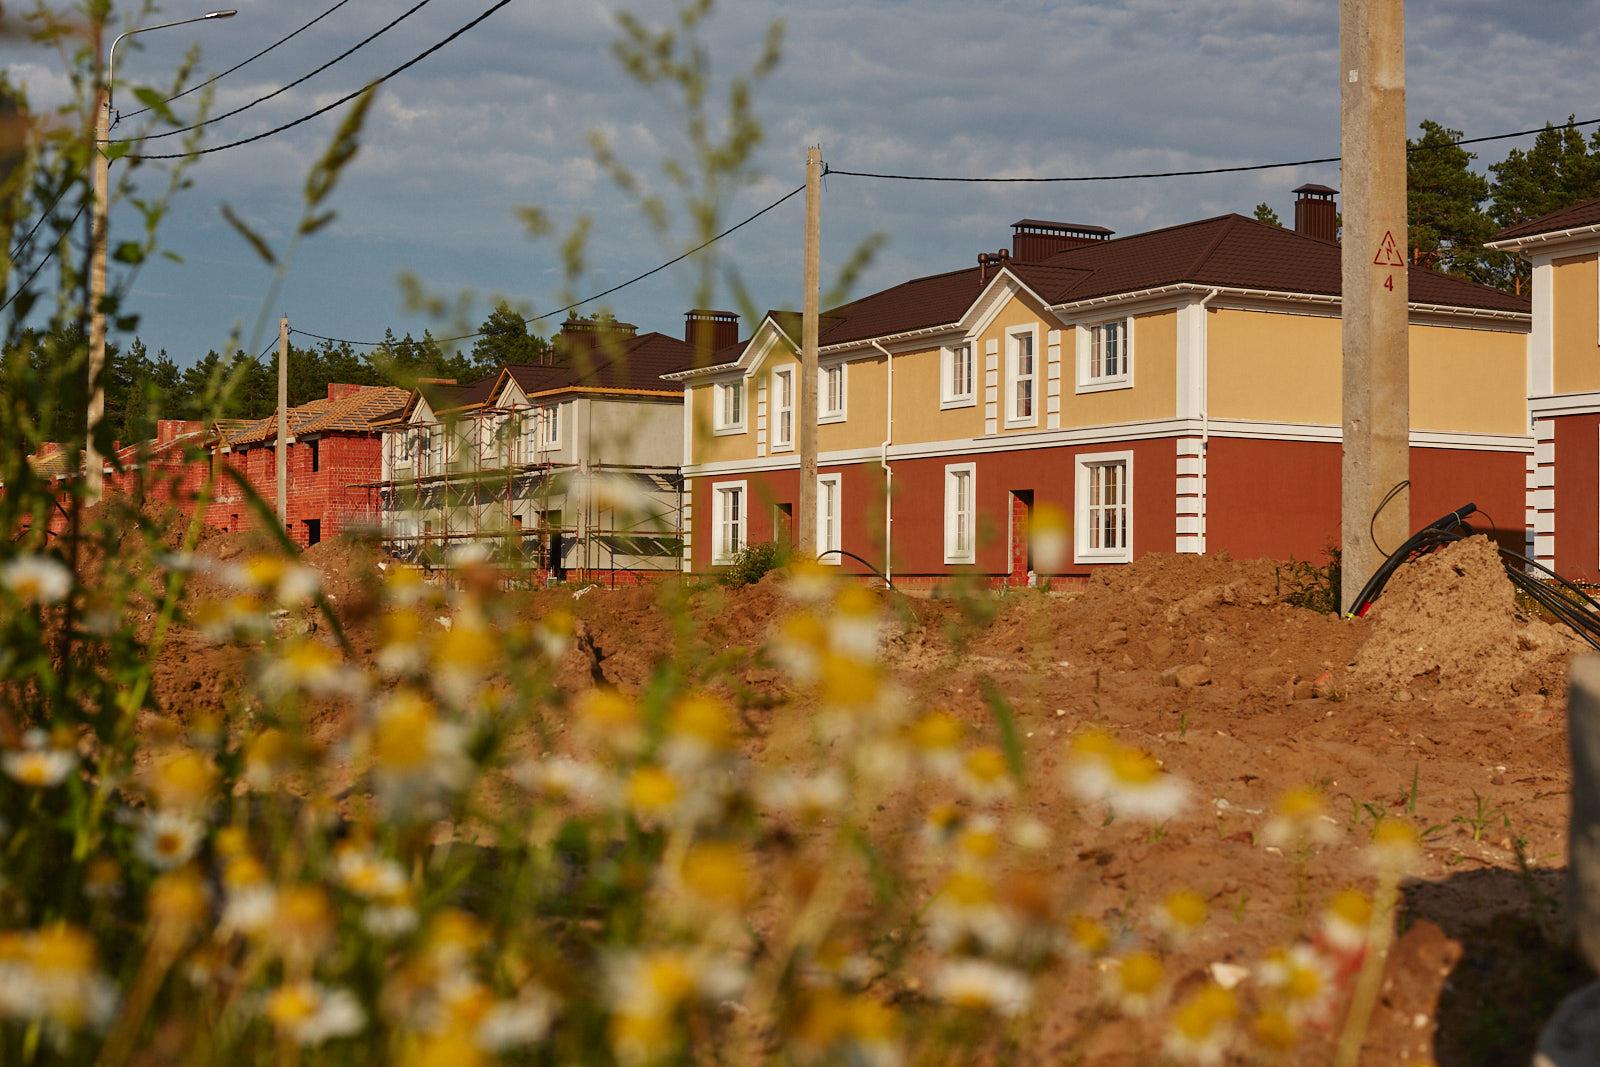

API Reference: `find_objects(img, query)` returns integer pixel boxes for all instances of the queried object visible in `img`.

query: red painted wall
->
[1553,413,1600,582]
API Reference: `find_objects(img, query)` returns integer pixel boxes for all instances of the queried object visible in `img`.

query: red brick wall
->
[1553,413,1600,582]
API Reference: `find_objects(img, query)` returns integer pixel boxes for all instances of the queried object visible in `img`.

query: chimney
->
[156,419,201,445]
[1011,219,1114,261]
[37,441,60,457]
[560,317,638,340]
[684,309,740,354]
[327,383,365,401]
[977,247,1012,284]
[1292,184,1339,242]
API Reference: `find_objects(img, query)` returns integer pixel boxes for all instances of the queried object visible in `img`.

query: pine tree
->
[1252,203,1281,227]
[470,302,550,369]
[1406,120,1497,284]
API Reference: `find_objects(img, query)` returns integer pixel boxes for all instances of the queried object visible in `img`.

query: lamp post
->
[85,9,236,504]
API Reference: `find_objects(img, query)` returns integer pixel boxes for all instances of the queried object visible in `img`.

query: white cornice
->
[1529,390,1600,417]
[1486,222,1600,253]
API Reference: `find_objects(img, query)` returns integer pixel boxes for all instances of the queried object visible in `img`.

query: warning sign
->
[1373,230,1406,267]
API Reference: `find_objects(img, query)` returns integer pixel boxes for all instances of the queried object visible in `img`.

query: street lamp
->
[85,9,236,503]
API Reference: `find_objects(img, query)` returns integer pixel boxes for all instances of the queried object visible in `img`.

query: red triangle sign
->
[1373,230,1405,267]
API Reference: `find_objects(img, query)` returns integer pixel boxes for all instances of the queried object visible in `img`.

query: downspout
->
[1197,288,1221,553]
[871,340,895,586]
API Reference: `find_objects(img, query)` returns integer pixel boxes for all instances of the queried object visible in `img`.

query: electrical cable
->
[8,181,78,260]
[826,116,1600,184]
[127,0,509,162]
[290,181,806,348]
[1369,478,1412,557]
[0,199,89,315]
[119,0,434,143]
[121,0,360,121]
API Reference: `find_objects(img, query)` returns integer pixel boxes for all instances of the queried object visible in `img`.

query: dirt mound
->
[301,535,385,607]
[1350,535,1582,705]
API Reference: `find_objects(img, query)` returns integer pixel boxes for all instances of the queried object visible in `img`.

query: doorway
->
[1009,490,1034,585]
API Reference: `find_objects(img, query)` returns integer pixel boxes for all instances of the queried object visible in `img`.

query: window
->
[944,463,976,564]
[819,362,847,421]
[714,379,745,433]
[1078,317,1133,391]
[1074,451,1133,564]
[711,481,748,564]
[518,411,537,462]
[308,438,320,473]
[771,366,795,451]
[942,342,975,407]
[542,404,561,449]
[1006,327,1037,426]
[817,474,842,562]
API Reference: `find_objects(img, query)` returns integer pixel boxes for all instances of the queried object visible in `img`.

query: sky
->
[5,0,1599,365]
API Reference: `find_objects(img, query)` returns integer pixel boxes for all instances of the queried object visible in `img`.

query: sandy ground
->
[147,533,1591,1065]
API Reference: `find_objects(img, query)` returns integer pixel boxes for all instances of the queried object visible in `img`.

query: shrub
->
[719,540,787,587]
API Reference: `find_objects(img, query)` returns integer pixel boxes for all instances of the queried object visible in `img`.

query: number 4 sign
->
[1373,229,1404,293]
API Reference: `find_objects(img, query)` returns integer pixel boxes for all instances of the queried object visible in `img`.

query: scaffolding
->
[358,402,685,586]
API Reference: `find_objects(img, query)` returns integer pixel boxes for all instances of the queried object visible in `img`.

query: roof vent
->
[1292,184,1339,243]
[684,309,740,354]
[559,317,638,339]
[1010,219,1114,261]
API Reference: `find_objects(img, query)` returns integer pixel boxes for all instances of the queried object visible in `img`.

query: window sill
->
[1076,377,1132,395]
[818,413,846,425]
[943,554,975,566]
[940,396,977,410]
[1002,417,1039,430]
[1074,548,1132,565]
[770,442,795,453]
[712,424,747,437]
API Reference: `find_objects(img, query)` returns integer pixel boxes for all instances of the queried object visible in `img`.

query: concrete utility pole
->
[797,145,822,554]
[84,83,111,505]
[1338,0,1410,613]
[276,315,289,525]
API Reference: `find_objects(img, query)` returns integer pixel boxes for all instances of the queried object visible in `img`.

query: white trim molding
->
[1531,418,1555,569]
[1075,315,1134,394]
[943,462,977,565]
[817,472,842,563]
[941,341,977,409]
[1004,323,1041,429]
[1175,436,1204,554]
[819,360,848,424]
[1074,449,1134,564]
[709,479,748,565]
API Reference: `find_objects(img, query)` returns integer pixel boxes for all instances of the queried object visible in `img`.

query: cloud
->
[0,0,1588,361]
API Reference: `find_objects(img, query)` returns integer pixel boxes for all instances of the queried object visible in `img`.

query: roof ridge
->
[1185,214,1240,279]
[1039,213,1238,265]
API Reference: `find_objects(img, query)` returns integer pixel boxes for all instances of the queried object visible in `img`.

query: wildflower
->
[1163,982,1239,1064]
[819,654,886,714]
[680,841,752,908]
[422,909,486,971]
[663,692,736,770]
[1250,1007,1301,1054]
[362,896,419,939]
[335,844,408,902]
[263,982,366,1046]
[145,748,218,812]
[511,756,611,807]
[1,553,71,605]
[368,688,471,804]
[927,869,1016,953]
[605,947,744,1023]
[259,638,363,699]
[192,593,272,643]
[1368,818,1422,872]
[1100,950,1166,1017]
[1260,784,1337,849]
[0,923,117,1028]
[1029,502,1071,573]
[829,585,881,660]
[784,557,836,602]
[2,729,76,787]
[1320,888,1372,954]
[922,803,964,846]
[269,885,334,964]
[957,746,1015,803]
[135,810,205,869]
[931,959,1032,1017]
[1010,815,1052,851]
[1256,944,1335,1024]
[625,764,682,825]
[377,607,430,675]
[84,857,122,901]
[772,611,829,683]
[757,768,847,821]
[147,866,211,945]
[953,815,1003,866]
[218,858,277,940]
[243,727,296,791]
[794,990,902,1065]
[1066,914,1111,960]
[906,710,964,776]
[475,988,556,1051]
[533,609,574,661]
[1153,889,1209,945]
[230,554,319,607]
[1064,731,1188,820]
[576,688,645,755]
[432,610,498,704]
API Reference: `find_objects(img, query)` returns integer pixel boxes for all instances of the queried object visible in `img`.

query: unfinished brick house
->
[16,420,212,537]
[212,383,410,546]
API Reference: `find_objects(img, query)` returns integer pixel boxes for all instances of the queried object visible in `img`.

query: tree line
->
[1253,116,1600,292]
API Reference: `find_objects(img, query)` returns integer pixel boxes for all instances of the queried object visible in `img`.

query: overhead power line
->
[128,0,511,162]
[826,116,1600,183]
[120,0,434,142]
[290,182,807,348]
[120,0,359,122]
[8,181,78,261]
[0,200,89,315]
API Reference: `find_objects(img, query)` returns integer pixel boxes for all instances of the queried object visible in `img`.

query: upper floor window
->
[942,342,975,407]
[1079,317,1133,391]
[819,363,846,422]
[517,411,537,461]
[714,379,745,433]
[771,366,795,451]
[542,404,561,449]
[1006,327,1038,427]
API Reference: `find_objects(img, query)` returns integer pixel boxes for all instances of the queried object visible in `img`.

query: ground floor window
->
[944,463,976,564]
[817,474,842,563]
[1075,451,1133,563]
[711,480,748,564]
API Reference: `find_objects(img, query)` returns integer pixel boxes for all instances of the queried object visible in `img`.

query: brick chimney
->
[1293,184,1339,242]
[156,419,202,445]
[684,309,740,354]
[36,441,59,457]
[560,317,637,340]
[1011,219,1114,261]
[327,383,365,401]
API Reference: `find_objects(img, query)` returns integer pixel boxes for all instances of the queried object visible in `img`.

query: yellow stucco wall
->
[688,379,755,465]
[891,344,984,444]
[759,350,888,452]
[1552,253,1600,394]
[1209,306,1526,434]
[1065,310,1178,427]
[980,291,1052,434]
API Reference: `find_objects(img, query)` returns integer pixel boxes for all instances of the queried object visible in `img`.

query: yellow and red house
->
[671,187,1532,584]
[1487,198,1600,581]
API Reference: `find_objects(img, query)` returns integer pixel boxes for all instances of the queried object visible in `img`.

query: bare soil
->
[148,537,1591,1064]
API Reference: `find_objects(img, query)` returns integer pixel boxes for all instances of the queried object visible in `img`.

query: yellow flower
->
[1251,1007,1301,1054]
[1066,914,1111,960]
[2,730,76,787]
[1320,888,1372,954]
[263,981,365,1046]
[1101,950,1166,1017]
[578,688,645,753]
[1028,502,1071,573]
[146,748,218,812]
[1261,784,1336,848]
[1164,982,1239,1064]
[243,728,295,790]
[1153,889,1208,943]
[147,867,210,943]
[784,557,835,601]
[931,959,1032,1017]
[772,611,829,682]
[1256,944,1334,1024]
[681,841,752,907]
[271,885,333,962]
[1064,732,1188,820]
[533,608,574,660]
[957,745,1014,802]
[819,654,884,712]
[625,765,681,822]
[1368,819,1422,872]
[1,553,72,605]
[664,692,735,768]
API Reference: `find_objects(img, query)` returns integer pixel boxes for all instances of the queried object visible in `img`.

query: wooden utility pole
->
[1339,0,1409,613]
[84,84,111,505]
[276,316,289,525]
[797,145,822,554]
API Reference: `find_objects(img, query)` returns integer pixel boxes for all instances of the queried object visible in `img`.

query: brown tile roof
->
[807,213,1527,350]
[505,328,699,397]
[1491,197,1600,243]
[225,385,411,447]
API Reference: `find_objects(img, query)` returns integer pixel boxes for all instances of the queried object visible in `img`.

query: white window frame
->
[941,341,976,408]
[817,473,842,563]
[713,379,746,435]
[1074,450,1134,564]
[1004,326,1039,428]
[943,463,977,565]
[1076,316,1134,393]
[479,413,504,463]
[517,409,537,462]
[542,403,561,450]
[771,365,796,452]
[710,479,748,565]
[819,362,847,423]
